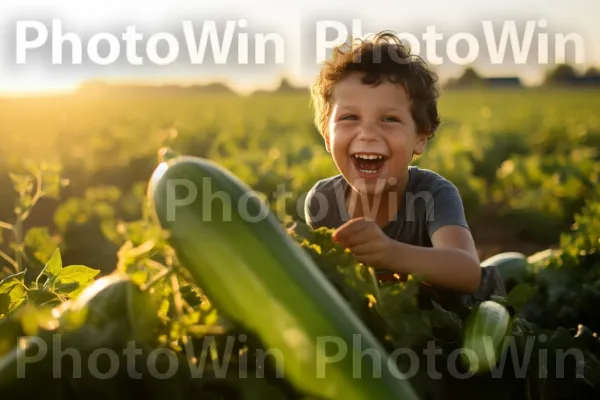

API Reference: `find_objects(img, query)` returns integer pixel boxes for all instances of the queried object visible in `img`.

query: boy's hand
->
[332,217,393,269]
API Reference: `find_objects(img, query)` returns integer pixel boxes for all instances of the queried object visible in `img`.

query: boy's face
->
[326,71,428,197]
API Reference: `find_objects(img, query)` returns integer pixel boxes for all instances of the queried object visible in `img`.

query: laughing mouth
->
[351,153,388,174]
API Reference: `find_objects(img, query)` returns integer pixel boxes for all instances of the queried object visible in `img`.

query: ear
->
[413,132,429,155]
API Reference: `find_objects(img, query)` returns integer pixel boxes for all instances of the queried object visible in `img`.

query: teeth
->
[354,154,384,160]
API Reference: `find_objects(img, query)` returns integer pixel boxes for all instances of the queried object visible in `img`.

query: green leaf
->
[0,270,26,295]
[507,283,537,311]
[6,287,26,314]
[45,248,63,276]
[0,272,27,315]
[55,281,79,294]
[57,265,100,286]
[38,248,63,291]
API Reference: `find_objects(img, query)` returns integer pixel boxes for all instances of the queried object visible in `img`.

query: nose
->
[356,121,381,142]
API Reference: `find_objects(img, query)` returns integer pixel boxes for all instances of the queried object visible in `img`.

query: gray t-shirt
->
[303,166,469,249]
[303,167,508,309]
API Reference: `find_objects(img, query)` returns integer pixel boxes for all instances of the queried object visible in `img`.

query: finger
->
[338,231,368,248]
[334,217,368,236]
[350,242,377,256]
[333,218,369,241]
[336,224,379,248]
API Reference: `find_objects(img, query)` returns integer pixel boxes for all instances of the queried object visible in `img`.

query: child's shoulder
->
[406,166,469,237]
[306,174,346,195]
[303,174,347,229]
[407,165,460,195]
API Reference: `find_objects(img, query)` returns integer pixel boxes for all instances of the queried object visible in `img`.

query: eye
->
[339,114,357,121]
[382,116,401,123]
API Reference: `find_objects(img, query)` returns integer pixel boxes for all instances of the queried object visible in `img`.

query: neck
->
[345,171,410,227]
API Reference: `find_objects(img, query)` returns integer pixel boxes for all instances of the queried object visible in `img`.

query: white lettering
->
[147,33,179,65]
[315,21,348,63]
[16,21,48,64]
[183,20,236,64]
[87,33,120,65]
[483,20,536,64]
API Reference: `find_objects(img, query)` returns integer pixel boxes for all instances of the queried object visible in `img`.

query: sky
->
[0,0,599,95]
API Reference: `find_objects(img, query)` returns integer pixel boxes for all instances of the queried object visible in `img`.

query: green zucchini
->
[147,153,418,400]
[481,252,530,285]
[58,272,159,349]
[0,273,158,393]
[461,301,512,374]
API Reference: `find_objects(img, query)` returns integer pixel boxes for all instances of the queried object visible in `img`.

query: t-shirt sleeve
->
[303,181,327,229]
[426,182,470,237]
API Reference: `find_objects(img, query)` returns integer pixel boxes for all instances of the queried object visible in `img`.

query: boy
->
[304,31,481,295]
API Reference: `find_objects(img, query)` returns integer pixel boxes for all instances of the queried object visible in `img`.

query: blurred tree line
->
[445,64,600,89]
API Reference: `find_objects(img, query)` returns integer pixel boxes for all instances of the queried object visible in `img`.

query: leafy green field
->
[1,88,598,261]
[0,88,599,399]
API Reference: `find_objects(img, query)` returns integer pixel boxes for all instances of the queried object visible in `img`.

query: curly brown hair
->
[310,31,441,141]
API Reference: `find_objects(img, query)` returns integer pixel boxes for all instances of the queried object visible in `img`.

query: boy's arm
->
[390,179,481,294]
[382,225,481,294]
[332,180,481,294]
[332,218,481,294]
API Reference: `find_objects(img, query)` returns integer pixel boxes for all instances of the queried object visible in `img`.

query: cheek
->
[386,131,409,147]
[329,127,351,148]
[386,133,416,160]
[331,123,353,137]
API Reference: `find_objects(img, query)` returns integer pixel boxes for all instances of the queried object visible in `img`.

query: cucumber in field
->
[0,273,158,395]
[461,301,512,374]
[481,252,530,286]
[147,152,419,400]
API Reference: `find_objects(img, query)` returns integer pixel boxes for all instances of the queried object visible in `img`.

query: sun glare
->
[0,79,79,96]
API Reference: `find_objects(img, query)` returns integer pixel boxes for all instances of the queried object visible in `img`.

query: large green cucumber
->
[147,154,418,400]
[461,301,512,374]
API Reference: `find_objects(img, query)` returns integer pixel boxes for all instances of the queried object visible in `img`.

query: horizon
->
[1,64,596,99]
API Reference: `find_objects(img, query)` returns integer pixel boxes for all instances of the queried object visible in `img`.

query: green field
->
[0,88,598,264]
[0,87,599,399]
